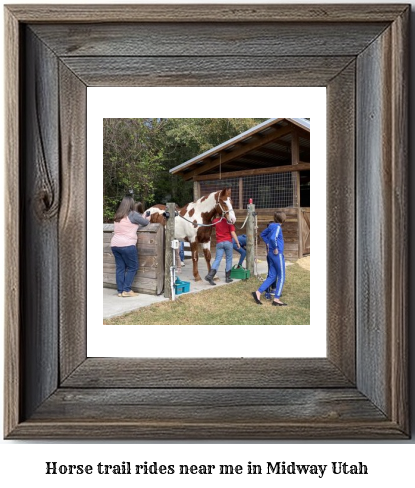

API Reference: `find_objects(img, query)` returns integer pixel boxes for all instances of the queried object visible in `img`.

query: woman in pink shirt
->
[111,195,150,297]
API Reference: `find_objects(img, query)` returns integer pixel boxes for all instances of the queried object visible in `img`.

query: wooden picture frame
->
[4,4,409,439]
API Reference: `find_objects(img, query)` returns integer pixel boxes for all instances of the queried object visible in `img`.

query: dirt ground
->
[297,255,310,270]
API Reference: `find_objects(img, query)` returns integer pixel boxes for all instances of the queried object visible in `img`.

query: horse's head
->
[148,204,182,226]
[216,188,236,224]
[148,205,167,226]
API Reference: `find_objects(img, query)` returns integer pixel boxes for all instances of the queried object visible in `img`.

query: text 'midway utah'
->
[45,461,368,477]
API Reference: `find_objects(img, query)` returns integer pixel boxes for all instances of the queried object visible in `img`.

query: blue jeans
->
[111,245,139,293]
[212,241,233,272]
[232,242,246,266]
[179,241,185,262]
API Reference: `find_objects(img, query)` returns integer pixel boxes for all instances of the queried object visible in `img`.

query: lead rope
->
[219,153,221,180]
[235,212,249,230]
[178,214,226,227]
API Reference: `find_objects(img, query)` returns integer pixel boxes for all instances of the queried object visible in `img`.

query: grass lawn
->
[104,262,310,325]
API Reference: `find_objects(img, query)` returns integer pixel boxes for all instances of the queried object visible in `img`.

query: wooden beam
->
[235,152,290,166]
[292,130,300,167]
[194,162,310,181]
[253,145,291,159]
[292,130,301,207]
[220,160,256,170]
[238,178,243,210]
[183,125,293,180]
[193,181,200,200]
[292,130,303,258]
[246,204,255,275]
[219,159,280,170]
[266,135,309,154]
[164,202,176,299]
[295,126,311,140]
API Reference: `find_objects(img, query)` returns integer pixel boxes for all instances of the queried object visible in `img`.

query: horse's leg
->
[202,241,217,279]
[202,242,211,271]
[190,241,201,281]
[203,242,220,281]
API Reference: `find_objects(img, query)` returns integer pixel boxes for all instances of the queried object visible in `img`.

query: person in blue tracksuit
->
[252,212,287,306]
[232,234,247,267]
[264,222,277,299]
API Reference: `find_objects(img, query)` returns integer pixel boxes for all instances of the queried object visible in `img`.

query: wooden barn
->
[170,118,310,259]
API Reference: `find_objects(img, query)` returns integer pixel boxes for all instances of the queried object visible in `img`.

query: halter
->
[216,198,229,218]
[216,195,233,222]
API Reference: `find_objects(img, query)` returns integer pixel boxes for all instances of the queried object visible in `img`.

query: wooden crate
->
[103,223,164,295]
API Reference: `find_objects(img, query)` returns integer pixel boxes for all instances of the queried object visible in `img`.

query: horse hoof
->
[194,275,202,281]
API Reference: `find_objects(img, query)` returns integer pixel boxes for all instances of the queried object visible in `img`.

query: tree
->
[103,118,268,220]
[152,118,268,206]
[103,118,166,221]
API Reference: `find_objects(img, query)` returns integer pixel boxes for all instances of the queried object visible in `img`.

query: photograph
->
[102,118,311,326]
[3,1,409,444]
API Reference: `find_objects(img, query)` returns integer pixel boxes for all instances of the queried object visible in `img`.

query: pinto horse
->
[148,188,236,281]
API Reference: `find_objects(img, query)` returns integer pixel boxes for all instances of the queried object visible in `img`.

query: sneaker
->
[122,290,138,297]
[117,293,122,297]
[181,261,185,266]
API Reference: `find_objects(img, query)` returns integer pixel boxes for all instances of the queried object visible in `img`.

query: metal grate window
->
[199,178,241,208]
[199,172,295,209]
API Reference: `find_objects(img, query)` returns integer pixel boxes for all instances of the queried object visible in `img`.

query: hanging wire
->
[219,153,222,180]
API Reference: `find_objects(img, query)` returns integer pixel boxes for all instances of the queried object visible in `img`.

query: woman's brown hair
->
[114,195,135,222]
[134,202,145,214]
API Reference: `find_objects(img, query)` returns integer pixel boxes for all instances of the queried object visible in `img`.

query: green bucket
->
[230,265,251,280]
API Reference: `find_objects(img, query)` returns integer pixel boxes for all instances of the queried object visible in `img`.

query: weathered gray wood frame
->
[4,4,409,439]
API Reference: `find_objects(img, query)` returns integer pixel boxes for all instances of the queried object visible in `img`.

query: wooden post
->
[238,177,243,209]
[164,202,176,299]
[292,130,303,258]
[246,203,255,275]
[193,180,200,201]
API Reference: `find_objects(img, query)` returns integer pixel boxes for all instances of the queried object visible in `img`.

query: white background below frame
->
[87,87,326,358]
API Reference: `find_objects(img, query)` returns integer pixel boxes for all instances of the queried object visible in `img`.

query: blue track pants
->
[258,252,285,298]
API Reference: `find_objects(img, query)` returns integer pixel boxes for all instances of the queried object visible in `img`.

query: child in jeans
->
[232,234,247,268]
[205,218,240,285]
[252,211,287,306]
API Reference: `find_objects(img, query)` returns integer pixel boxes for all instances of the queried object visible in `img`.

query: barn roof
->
[170,118,310,180]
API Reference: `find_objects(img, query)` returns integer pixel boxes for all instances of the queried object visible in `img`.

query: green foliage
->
[103,118,268,220]
[103,118,166,219]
